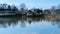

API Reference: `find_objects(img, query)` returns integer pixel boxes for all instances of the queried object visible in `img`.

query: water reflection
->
[0,15,60,28]
[51,19,60,28]
[0,17,20,28]
[45,16,60,28]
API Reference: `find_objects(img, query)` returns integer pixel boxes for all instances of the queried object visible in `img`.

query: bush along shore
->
[0,9,44,17]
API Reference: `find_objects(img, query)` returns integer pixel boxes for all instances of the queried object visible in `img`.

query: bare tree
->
[20,3,26,12]
[57,4,60,9]
[1,3,8,9]
[11,5,18,11]
[8,5,11,10]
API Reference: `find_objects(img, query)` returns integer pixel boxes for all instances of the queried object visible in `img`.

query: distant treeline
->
[0,3,43,14]
[0,3,60,14]
[0,4,18,11]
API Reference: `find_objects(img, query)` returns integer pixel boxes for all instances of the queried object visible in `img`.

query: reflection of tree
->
[0,17,19,28]
[20,22,26,28]
[20,20,26,28]
[28,20,32,24]
[0,16,45,28]
[51,19,60,28]
[55,19,60,28]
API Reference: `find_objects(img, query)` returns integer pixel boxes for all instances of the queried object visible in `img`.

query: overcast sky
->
[0,0,60,9]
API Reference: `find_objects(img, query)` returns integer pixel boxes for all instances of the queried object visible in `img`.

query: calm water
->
[0,16,60,34]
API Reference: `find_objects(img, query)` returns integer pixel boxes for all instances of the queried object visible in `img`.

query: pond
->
[0,16,60,34]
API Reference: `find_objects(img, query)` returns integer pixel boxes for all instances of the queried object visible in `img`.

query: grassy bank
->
[45,14,60,19]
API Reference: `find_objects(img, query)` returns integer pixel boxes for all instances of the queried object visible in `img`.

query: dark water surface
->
[0,16,60,34]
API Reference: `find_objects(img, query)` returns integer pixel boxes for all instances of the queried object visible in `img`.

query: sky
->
[0,0,60,9]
